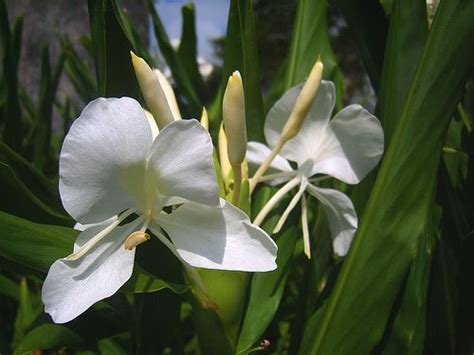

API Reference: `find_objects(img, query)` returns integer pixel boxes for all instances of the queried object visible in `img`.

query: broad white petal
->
[246,142,294,185]
[74,216,118,232]
[310,105,384,184]
[42,218,143,323]
[60,97,153,224]
[148,119,219,207]
[154,199,277,271]
[264,81,336,165]
[306,185,357,256]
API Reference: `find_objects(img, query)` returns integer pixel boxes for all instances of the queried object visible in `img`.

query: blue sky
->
[151,0,230,62]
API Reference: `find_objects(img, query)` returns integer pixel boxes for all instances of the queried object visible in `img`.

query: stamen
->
[65,209,136,261]
[124,231,150,250]
[273,179,308,234]
[253,177,300,226]
[301,193,311,258]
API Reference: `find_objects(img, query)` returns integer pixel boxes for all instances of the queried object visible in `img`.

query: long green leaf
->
[147,0,202,115]
[299,0,474,353]
[378,0,428,140]
[88,0,140,97]
[217,0,265,142]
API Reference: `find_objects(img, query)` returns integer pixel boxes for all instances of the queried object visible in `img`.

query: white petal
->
[306,184,357,256]
[42,218,143,323]
[246,142,294,186]
[154,199,277,271]
[264,81,336,166]
[309,105,384,184]
[59,97,153,224]
[148,119,219,207]
[74,216,118,232]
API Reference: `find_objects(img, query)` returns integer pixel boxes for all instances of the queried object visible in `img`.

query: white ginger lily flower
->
[42,97,277,324]
[247,81,384,258]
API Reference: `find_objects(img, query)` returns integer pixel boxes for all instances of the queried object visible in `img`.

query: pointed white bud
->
[281,58,323,142]
[200,107,209,131]
[223,71,247,167]
[130,51,174,129]
[153,69,181,120]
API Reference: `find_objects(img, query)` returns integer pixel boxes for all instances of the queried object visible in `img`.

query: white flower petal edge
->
[247,142,295,185]
[59,97,153,224]
[42,218,143,324]
[148,119,219,208]
[309,104,385,184]
[155,199,278,272]
[306,184,357,256]
[264,81,336,166]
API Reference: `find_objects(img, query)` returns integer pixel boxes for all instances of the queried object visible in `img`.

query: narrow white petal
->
[273,179,308,234]
[74,215,118,232]
[154,199,277,272]
[59,97,153,224]
[301,193,311,258]
[306,184,358,256]
[246,142,294,186]
[253,177,300,226]
[264,81,336,166]
[42,218,143,323]
[310,105,384,184]
[148,119,219,207]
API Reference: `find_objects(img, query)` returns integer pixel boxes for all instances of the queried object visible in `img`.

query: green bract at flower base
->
[247,81,384,258]
[41,97,277,324]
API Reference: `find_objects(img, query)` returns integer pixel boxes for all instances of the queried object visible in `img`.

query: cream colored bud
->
[223,71,247,167]
[153,69,181,120]
[130,51,174,129]
[281,58,323,141]
[200,107,209,130]
[124,231,150,250]
[218,122,232,183]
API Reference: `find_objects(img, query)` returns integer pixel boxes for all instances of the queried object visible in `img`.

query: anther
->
[124,231,150,250]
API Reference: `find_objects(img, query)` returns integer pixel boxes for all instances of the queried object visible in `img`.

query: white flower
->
[247,81,384,258]
[42,97,277,323]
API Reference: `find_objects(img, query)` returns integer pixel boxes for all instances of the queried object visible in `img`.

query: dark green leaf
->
[147,0,202,115]
[88,0,140,97]
[122,264,188,295]
[298,0,474,353]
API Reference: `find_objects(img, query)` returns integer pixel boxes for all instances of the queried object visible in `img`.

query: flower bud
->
[218,122,232,183]
[130,51,174,129]
[200,107,209,131]
[281,58,323,141]
[223,71,247,167]
[153,69,181,120]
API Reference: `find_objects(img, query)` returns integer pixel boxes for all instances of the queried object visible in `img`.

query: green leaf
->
[0,211,76,272]
[177,3,209,102]
[283,0,343,107]
[381,206,440,354]
[298,0,474,353]
[1,0,23,152]
[147,0,202,115]
[216,0,265,142]
[122,264,188,295]
[0,273,19,300]
[236,226,297,353]
[0,141,71,225]
[378,0,428,140]
[337,0,388,91]
[88,0,140,97]
[32,46,66,170]
[13,278,42,349]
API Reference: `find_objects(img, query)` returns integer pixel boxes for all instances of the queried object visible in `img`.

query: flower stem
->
[231,164,242,206]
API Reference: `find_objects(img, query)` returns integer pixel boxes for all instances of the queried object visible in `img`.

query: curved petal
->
[59,97,153,224]
[74,215,118,232]
[154,199,277,271]
[306,184,357,256]
[42,218,143,323]
[310,105,384,183]
[148,119,219,207]
[246,142,294,185]
[264,81,336,165]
